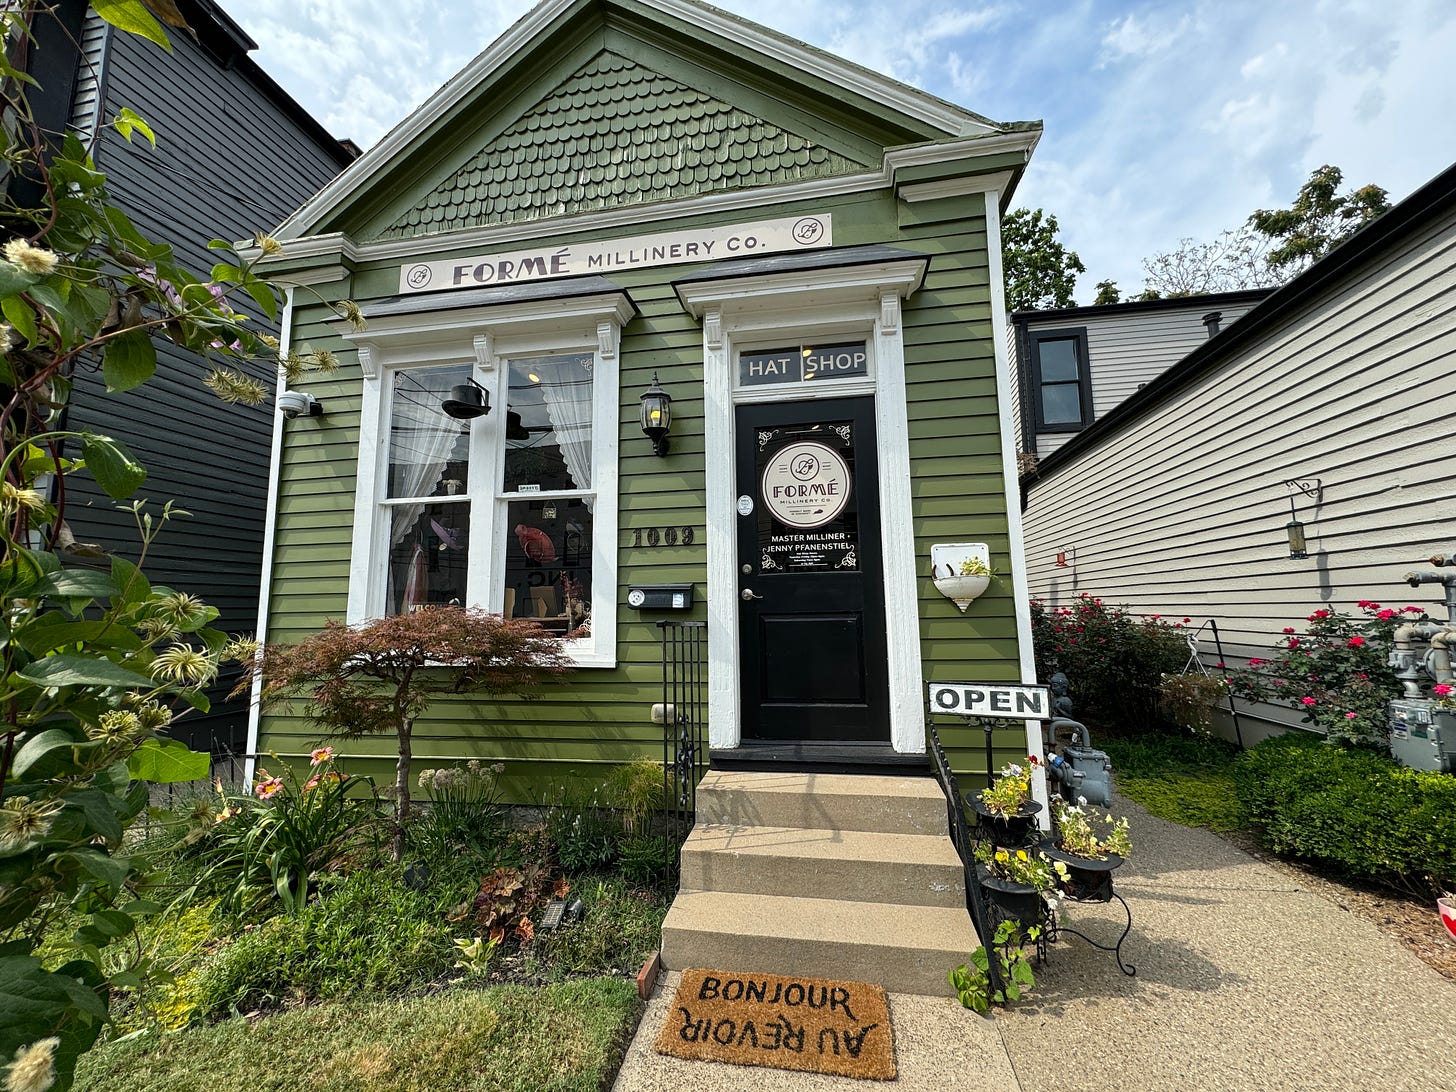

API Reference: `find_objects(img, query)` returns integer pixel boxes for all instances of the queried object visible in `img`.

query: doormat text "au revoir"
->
[654,968,895,1080]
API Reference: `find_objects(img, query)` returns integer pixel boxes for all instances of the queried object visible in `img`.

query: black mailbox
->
[626,583,694,610]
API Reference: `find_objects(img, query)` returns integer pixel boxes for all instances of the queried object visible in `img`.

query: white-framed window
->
[344,290,632,667]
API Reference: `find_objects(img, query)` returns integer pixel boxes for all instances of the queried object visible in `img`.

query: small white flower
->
[3,238,59,276]
[4,1035,59,1092]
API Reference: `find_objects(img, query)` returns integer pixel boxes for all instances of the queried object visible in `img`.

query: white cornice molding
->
[341,291,636,347]
[898,170,1015,204]
[275,0,1020,242]
[277,129,1039,271]
[676,259,928,318]
[883,131,1039,173]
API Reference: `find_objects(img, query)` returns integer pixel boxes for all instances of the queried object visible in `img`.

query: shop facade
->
[250,0,1043,793]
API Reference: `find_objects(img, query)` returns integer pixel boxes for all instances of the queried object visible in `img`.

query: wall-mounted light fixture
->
[1283,478,1322,559]
[442,378,491,420]
[639,372,672,456]
[277,390,323,419]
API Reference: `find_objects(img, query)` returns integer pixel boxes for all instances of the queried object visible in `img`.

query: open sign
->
[928,683,1050,720]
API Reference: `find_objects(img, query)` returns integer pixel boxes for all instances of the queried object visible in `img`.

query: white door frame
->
[677,257,929,753]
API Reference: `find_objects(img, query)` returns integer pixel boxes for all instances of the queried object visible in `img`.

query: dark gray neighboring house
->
[21,0,355,757]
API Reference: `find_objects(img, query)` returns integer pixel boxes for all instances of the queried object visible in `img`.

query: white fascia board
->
[275,0,578,241]
[648,0,998,139]
[276,0,1014,242]
[676,260,928,319]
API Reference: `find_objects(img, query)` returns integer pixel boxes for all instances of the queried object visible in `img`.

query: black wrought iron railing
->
[927,721,1006,998]
[659,620,707,847]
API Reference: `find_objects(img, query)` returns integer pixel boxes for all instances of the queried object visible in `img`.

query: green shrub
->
[1233,735,1456,895]
[544,782,620,873]
[410,760,509,873]
[188,867,452,1017]
[1031,595,1188,732]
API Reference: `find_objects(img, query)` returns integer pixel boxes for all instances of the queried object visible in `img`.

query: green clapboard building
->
[250,0,1045,797]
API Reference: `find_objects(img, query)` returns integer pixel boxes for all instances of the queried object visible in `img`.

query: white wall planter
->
[931,542,992,612]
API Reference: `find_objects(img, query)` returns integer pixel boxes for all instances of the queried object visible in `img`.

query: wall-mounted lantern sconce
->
[1283,478,1322,559]
[277,390,323,419]
[639,372,672,456]
[442,378,491,420]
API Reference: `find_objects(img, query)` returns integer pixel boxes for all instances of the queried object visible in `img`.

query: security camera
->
[278,390,323,419]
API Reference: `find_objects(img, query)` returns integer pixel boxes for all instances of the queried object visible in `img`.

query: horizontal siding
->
[59,24,346,750]
[1027,301,1258,458]
[1021,204,1456,695]
[262,187,1027,793]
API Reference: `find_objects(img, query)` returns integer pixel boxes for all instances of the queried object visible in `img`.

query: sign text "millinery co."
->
[927,682,1050,721]
[398,214,832,294]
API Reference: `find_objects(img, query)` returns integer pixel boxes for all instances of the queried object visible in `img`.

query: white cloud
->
[1099,11,1192,64]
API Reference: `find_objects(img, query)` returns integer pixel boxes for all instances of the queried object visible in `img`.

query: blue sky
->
[228,0,1456,299]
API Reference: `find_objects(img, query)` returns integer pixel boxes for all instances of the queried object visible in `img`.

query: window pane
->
[1041,382,1083,425]
[1036,338,1080,382]
[502,496,592,638]
[387,500,470,614]
[503,353,594,494]
[389,366,471,499]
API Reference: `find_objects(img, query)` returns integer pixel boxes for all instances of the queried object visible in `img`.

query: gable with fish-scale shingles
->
[378,51,875,238]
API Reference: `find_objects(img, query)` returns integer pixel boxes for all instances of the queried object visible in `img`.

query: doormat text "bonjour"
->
[654,968,896,1081]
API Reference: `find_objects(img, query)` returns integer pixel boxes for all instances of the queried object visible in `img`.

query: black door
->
[736,397,889,740]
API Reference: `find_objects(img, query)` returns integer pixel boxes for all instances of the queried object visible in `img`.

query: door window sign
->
[739,342,868,387]
[760,441,851,529]
[928,683,1051,721]
[756,424,858,573]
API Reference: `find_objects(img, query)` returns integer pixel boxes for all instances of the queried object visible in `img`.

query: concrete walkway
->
[613,796,1456,1091]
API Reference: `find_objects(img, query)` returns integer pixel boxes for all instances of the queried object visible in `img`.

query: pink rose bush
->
[1226,602,1425,749]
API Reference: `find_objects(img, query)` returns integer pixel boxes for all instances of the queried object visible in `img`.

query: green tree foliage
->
[1092,279,1121,305]
[0,3,357,1084]
[1001,207,1085,311]
[1249,164,1390,274]
[1139,165,1389,297]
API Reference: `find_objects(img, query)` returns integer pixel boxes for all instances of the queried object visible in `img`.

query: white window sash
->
[345,299,627,668]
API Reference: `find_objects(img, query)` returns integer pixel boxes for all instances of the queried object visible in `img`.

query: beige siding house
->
[1011,290,1268,459]
[1020,163,1456,741]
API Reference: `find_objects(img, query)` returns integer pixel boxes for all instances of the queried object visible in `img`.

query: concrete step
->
[695,770,950,836]
[679,823,966,907]
[660,890,978,997]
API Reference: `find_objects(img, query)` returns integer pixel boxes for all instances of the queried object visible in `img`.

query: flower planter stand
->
[966,792,1043,848]
[1040,842,1136,976]
[976,866,1051,962]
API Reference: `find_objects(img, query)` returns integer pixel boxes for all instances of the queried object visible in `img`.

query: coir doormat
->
[654,969,895,1080]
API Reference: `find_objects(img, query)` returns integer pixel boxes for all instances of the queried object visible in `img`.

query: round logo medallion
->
[760,441,851,529]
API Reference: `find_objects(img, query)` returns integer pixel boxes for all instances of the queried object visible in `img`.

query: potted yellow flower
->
[967,756,1044,845]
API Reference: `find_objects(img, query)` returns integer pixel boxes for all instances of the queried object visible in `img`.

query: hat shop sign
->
[398,214,832,294]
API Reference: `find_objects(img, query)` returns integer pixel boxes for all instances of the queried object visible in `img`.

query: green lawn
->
[75,979,642,1092]
[1101,734,1244,832]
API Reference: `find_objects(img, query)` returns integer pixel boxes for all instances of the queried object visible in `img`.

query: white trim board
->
[245,288,295,787]
[687,260,928,753]
[984,192,1049,815]
[340,292,630,668]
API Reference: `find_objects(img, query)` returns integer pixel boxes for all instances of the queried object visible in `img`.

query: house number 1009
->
[630,527,694,547]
